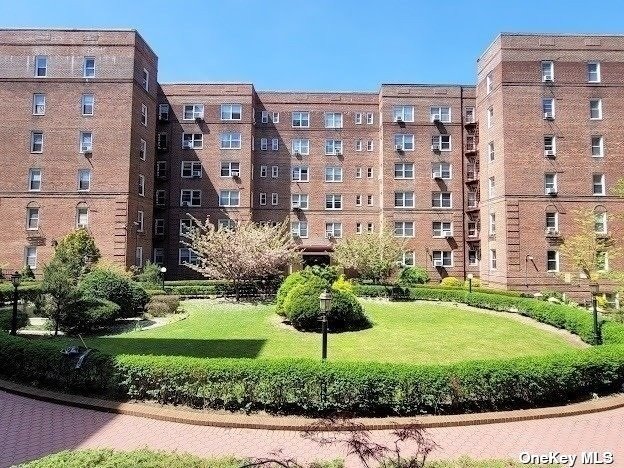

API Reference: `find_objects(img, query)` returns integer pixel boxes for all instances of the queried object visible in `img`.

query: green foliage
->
[0,307,29,331]
[305,265,339,284]
[276,271,310,315]
[42,260,82,335]
[129,281,150,315]
[464,277,482,288]
[332,274,354,294]
[440,277,463,287]
[20,264,36,280]
[327,289,371,331]
[284,275,328,330]
[60,298,120,335]
[398,266,430,286]
[146,295,180,317]
[134,261,162,286]
[52,228,101,281]
[80,268,147,318]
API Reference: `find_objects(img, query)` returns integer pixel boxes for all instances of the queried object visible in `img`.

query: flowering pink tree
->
[181,217,301,300]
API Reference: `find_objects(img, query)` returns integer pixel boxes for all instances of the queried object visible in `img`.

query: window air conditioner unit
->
[325,233,334,239]
[294,151,301,157]
[546,188,558,195]
[544,150,556,158]
[158,115,168,122]
[181,201,191,207]
[183,142,193,149]
[292,204,301,210]
[443,231,453,238]
[77,223,87,229]
[545,227,558,235]
[81,146,92,153]
[432,172,442,179]
[433,260,443,267]
[195,116,204,122]
[544,77,553,83]
[395,145,403,151]
[334,150,342,156]
[544,112,554,120]
[231,171,240,178]
[431,144,440,151]
[396,116,403,122]
[431,116,441,123]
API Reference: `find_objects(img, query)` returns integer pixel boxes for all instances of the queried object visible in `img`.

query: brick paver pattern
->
[1,391,622,467]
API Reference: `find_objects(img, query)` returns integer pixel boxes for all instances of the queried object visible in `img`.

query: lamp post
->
[525,255,533,288]
[10,271,21,336]
[159,266,167,291]
[589,282,602,345]
[467,273,474,293]
[319,289,332,361]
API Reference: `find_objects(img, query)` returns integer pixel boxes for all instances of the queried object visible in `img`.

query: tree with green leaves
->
[41,259,81,336]
[53,228,101,282]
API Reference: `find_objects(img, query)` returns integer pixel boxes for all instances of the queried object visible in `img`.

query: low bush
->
[150,295,180,314]
[60,298,120,334]
[398,266,430,286]
[165,285,219,296]
[276,271,309,315]
[284,275,328,330]
[440,277,463,288]
[144,289,167,297]
[0,282,43,304]
[145,301,170,318]
[332,274,354,294]
[133,261,161,287]
[327,289,371,331]
[0,307,29,331]
[129,281,150,315]
[80,269,147,318]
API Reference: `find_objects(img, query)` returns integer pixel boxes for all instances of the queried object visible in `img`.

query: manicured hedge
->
[0,307,29,331]
[0,282,43,304]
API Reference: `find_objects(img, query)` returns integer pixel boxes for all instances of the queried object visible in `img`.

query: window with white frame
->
[31,132,43,153]
[219,190,239,207]
[78,169,91,191]
[394,191,414,208]
[154,218,165,235]
[394,134,414,151]
[468,250,479,265]
[325,166,343,182]
[157,133,168,151]
[76,207,89,228]
[356,223,364,234]
[218,219,236,230]
[487,107,493,128]
[139,139,146,160]
[393,105,414,122]
[182,133,203,149]
[155,190,166,206]
[32,94,45,115]
[325,194,342,210]
[432,250,452,267]
[292,111,310,128]
[254,166,265,180]
[291,166,309,182]
[179,219,192,236]
[546,212,558,231]
[467,191,478,208]
[355,167,362,178]
[325,139,343,155]
[490,249,497,270]
[355,195,362,206]
[138,175,145,196]
[488,141,495,161]
[367,167,373,178]
[271,165,278,178]
[547,250,559,272]
[136,211,144,232]
[591,136,604,157]
[366,140,373,151]
[83,57,95,77]
[588,62,601,83]
[394,162,414,179]
[466,135,477,152]
[81,94,94,115]
[141,104,148,126]
[367,194,373,206]
[181,161,202,178]
[432,192,452,208]
[595,212,607,234]
[544,135,556,155]
[541,61,554,81]
[467,221,478,237]
[25,246,37,269]
[153,248,164,265]
[432,162,451,179]
[26,207,39,230]
[260,138,268,150]
[259,193,267,206]
[220,132,241,149]
[28,169,41,191]
[220,161,240,177]
[183,104,204,120]
[486,73,493,93]
[220,104,242,120]
[430,106,451,123]
[179,248,198,266]
[597,251,609,271]
[272,112,279,123]
[432,221,452,237]
[394,221,414,237]
[291,193,309,209]
[593,173,605,195]
[324,112,343,128]
[325,222,342,238]
[80,132,93,152]
[272,138,279,151]
[488,176,495,198]
[355,113,362,124]
[465,107,475,123]
[366,222,373,233]
[366,112,373,124]
[35,55,47,77]
[402,251,415,266]
[142,68,149,91]
[489,213,496,235]
[180,189,201,206]
[292,139,310,155]
[271,193,279,206]
[545,173,557,193]
[355,139,362,151]
[158,104,169,121]
[590,99,602,119]
[543,98,555,119]
[291,221,308,238]
[261,111,269,123]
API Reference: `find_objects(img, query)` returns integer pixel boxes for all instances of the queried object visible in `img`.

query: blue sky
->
[1,0,622,90]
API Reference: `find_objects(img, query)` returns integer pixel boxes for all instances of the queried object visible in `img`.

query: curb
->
[1,379,624,431]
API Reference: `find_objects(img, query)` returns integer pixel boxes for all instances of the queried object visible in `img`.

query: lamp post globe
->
[159,266,167,291]
[10,271,22,336]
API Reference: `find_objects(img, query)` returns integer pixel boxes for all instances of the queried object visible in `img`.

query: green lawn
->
[53,299,577,364]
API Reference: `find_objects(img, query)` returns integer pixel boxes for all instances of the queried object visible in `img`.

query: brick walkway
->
[1,390,623,468]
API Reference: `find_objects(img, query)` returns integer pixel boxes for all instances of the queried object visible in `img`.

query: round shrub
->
[440,276,463,287]
[80,269,138,318]
[150,295,180,314]
[0,308,29,331]
[398,266,429,286]
[275,271,310,316]
[129,282,149,316]
[332,274,354,294]
[327,289,370,331]
[61,297,120,334]
[283,275,328,330]
[145,301,170,318]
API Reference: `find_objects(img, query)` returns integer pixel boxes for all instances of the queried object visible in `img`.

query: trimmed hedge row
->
[0,282,43,304]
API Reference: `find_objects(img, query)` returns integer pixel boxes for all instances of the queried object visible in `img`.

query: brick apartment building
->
[1,28,622,294]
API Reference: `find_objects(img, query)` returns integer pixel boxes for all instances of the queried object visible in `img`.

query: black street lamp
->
[10,271,21,336]
[467,273,473,293]
[159,266,167,291]
[319,289,332,361]
[589,282,602,345]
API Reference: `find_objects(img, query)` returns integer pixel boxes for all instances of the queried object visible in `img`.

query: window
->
[291,221,308,238]
[32,94,45,115]
[156,161,167,179]
[325,166,343,182]
[260,165,267,177]
[76,207,89,228]
[394,221,414,237]
[259,193,267,205]
[31,132,43,153]
[489,213,496,235]
[367,140,373,151]
[271,193,279,206]
[430,106,451,123]
[136,211,144,232]
[179,219,192,236]
[591,136,604,157]
[325,139,343,155]
[139,139,146,160]
[80,132,93,152]
[595,212,607,234]
[546,212,558,231]
[324,112,343,128]
[271,165,279,178]
[272,138,279,151]
[468,250,479,265]
[487,107,494,128]
[181,161,202,178]
[325,194,343,210]
[180,189,202,206]
[488,177,495,198]
[597,251,609,272]
[488,141,495,161]
[547,251,559,272]
[292,111,310,128]
[394,134,414,151]
[355,167,362,178]
[220,132,241,149]
[393,106,414,122]
[272,112,279,123]
[182,133,203,149]
[82,94,94,115]
[155,190,166,206]
[588,62,601,83]
[292,139,310,155]
[220,161,240,177]
[35,55,47,77]
[218,219,236,230]
[84,57,95,77]
[465,107,475,123]
[432,250,453,267]
[355,195,362,206]
[593,174,605,195]
[590,99,602,120]
[355,113,362,124]
[179,248,198,266]
[544,136,556,155]
[158,104,169,121]
[366,222,374,233]
[221,104,242,120]
[140,104,148,126]
[432,192,452,208]
[394,192,414,208]
[28,169,41,191]
[25,246,37,269]
[486,73,493,93]
[467,222,477,237]
[490,249,497,270]
[153,248,164,265]
[366,113,374,124]
[543,98,555,119]
[364,195,372,206]
[78,169,91,191]
[291,166,309,182]
[431,162,451,179]
[355,139,362,151]
[432,221,452,238]
[467,191,478,208]
[402,251,415,267]
[394,163,414,179]
[545,173,557,194]
[466,135,477,152]
[219,190,240,207]
[291,193,309,209]
[142,68,149,91]
[367,167,373,178]
[261,111,269,123]
[325,222,342,238]
[260,138,268,150]
[26,207,39,230]
[138,175,145,196]
[153,218,165,236]
[541,61,554,82]
[183,104,204,120]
